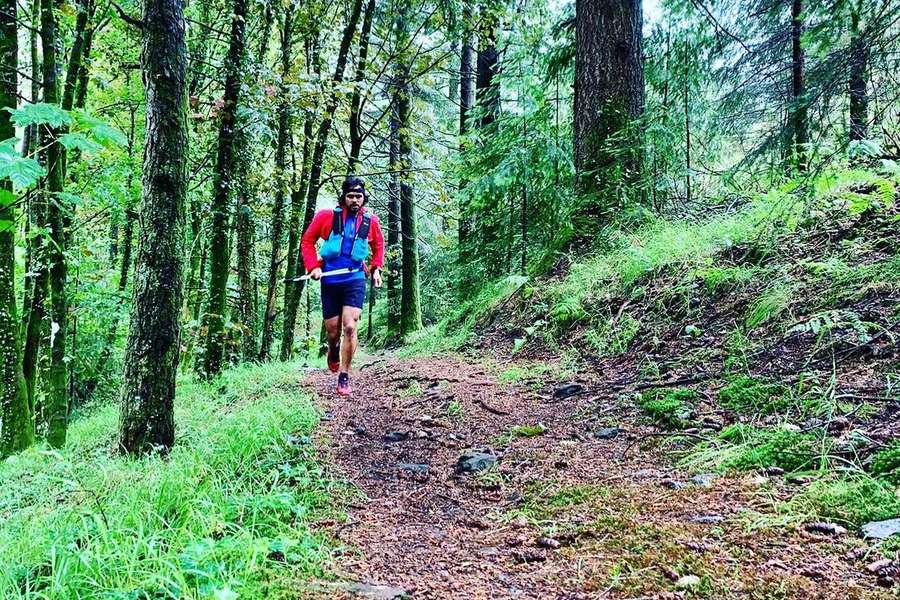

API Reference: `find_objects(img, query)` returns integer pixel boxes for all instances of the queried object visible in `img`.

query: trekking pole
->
[283,267,358,283]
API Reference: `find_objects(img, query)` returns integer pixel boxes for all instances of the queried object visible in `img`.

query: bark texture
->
[457,0,475,273]
[200,0,248,377]
[0,0,33,455]
[119,0,189,454]
[573,0,644,203]
[347,0,375,172]
[848,4,868,142]
[791,0,808,172]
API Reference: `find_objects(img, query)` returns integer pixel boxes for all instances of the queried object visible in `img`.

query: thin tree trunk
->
[791,0,808,172]
[848,3,868,142]
[347,0,376,173]
[475,13,499,129]
[200,0,248,378]
[258,5,295,361]
[119,0,188,454]
[387,93,401,338]
[457,0,474,277]
[684,44,691,205]
[572,0,644,234]
[40,0,68,447]
[0,0,33,456]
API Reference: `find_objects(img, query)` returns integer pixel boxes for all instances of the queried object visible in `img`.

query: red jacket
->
[300,206,385,273]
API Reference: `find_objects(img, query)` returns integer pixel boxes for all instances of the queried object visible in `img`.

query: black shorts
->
[321,279,367,319]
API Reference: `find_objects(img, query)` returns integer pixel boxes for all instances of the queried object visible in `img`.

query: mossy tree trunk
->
[0,0,33,456]
[387,93,401,338]
[119,0,189,454]
[347,0,375,173]
[40,0,68,447]
[457,0,475,284]
[572,0,644,241]
[259,4,295,361]
[200,0,248,378]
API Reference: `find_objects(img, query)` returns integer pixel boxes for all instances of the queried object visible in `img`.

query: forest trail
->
[302,355,888,599]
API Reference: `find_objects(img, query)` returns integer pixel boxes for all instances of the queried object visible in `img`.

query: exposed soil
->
[303,354,894,599]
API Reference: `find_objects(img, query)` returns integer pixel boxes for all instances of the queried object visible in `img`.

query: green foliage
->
[638,388,695,429]
[869,443,900,485]
[7,103,73,128]
[0,362,342,598]
[688,424,828,473]
[787,474,900,527]
[584,312,641,356]
[718,376,790,415]
[745,283,794,329]
[0,138,45,188]
[695,265,759,295]
[510,423,546,438]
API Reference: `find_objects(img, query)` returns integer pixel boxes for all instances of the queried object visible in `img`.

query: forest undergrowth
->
[0,362,344,598]
[419,166,900,534]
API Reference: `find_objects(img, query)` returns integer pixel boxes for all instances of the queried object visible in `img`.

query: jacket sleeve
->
[301,210,330,272]
[369,213,385,269]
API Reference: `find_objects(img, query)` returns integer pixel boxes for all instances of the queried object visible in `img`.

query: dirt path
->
[304,355,891,599]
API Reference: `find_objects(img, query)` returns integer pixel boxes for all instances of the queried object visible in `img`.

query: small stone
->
[749,475,769,486]
[866,559,894,574]
[660,566,679,581]
[553,383,585,399]
[396,463,429,475]
[675,574,701,588]
[455,451,497,474]
[805,522,848,536]
[594,427,623,440]
[536,536,560,549]
[662,479,688,490]
[828,417,850,432]
[690,515,724,524]
[861,519,900,540]
[415,430,429,439]
[383,431,409,443]
[765,466,785,476]
[553,460,568,469]
[690,473,719,487]
[513,549,546,564]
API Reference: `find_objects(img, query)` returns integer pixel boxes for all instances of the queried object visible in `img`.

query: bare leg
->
[324,316,341,363]
[340,306,362,373]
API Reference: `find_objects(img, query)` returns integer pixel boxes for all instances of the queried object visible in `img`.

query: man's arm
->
[301,211,330,272]
[369,213,385,270]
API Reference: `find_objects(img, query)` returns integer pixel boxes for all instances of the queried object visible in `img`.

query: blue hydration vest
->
[319,207,370,283]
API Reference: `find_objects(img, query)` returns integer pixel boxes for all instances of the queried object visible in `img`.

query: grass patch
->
[718,376,790,415]
[0,362,342,599]
[638,388,695,429]
[785,473,900,527]
[684,424,829,473]
[695,265,760,295]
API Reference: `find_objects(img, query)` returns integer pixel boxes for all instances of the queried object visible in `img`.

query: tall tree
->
[0,0,33,455]
[119,0,189,454]
[457,0,475,273]
[200,0,249,377]
[347,0,376,172]
[386,90,401,337]
[572,0,644,232]
[848,0,868,142]
[394,1,422,336]
[40,0,68,447]
[259,4,295,361]
[791,0,808,172]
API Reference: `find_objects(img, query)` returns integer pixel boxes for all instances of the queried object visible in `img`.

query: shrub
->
[718,376,790,415]
[638,388,695,429]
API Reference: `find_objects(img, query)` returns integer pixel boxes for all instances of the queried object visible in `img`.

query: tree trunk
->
[279,30,319,362]
[234,155,256,361]
[40,0,68,447]
[475,12,499,129]
[258,5,295,361]
[387,93,401,337]
[347,0,376,173]
[573,0,644,226]
[0,0,33,456]
[848,3,868,142]
[791,0,808,172]
[457,0,474,275]
[119,0,188,454]
[200,0,248,378]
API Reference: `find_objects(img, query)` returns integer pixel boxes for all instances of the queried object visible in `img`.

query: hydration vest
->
[319,207,371,267]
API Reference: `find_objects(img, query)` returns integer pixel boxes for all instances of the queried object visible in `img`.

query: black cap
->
[342,176,366,198]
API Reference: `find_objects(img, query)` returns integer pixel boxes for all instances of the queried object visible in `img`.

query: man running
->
[301,176,384,396]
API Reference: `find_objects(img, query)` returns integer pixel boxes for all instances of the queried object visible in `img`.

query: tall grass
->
[0,362,341,599]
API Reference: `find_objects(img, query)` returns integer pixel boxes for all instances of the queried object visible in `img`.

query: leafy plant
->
[718,376,790,415]
[638,388,695,429]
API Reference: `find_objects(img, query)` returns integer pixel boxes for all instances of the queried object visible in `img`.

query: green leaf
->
[0,188,15,207]
[0,218,12,232]
[6,103,72,128]
[89,124,127,147]
[0,138,45,188]
[59,132,102,153]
